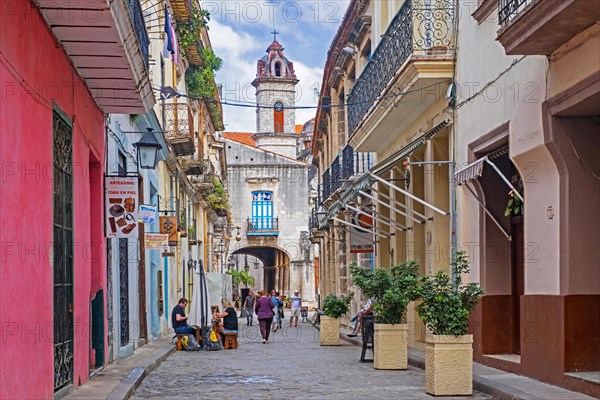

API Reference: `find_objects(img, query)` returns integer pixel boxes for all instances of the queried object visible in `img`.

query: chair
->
[360,315,375,362]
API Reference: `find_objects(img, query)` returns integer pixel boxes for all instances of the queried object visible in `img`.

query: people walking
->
[289,290,302,327]
[255,290,275,344]
[243,290,256,326]
[270,290,281,332]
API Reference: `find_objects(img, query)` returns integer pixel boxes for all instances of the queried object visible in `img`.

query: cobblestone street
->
[132,317,491,399]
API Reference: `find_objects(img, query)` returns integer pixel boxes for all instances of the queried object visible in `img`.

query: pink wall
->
[0,1,106,397]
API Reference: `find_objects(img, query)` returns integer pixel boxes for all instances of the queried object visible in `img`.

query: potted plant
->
[350,260,420,370]
[416,251,484,396]
[320,294,351,346]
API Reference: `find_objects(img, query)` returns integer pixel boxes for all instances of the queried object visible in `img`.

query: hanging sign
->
[160,216,178,245]
[138,204,157,224]
[145,233,168,249]
[350,211,374,253]
[105,176,139,238]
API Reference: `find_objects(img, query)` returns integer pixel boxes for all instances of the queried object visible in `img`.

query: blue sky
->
[207,0,350,131]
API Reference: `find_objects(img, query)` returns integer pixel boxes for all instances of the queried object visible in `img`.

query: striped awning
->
[454,157,486,186]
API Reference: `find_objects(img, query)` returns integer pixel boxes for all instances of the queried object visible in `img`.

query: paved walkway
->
[64,316,598,400]
[131,319,490,400]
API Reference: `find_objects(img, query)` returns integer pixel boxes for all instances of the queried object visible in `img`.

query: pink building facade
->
[0,1,153,397]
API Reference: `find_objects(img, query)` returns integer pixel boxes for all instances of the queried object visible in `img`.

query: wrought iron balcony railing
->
[498,0,534,26]
[125,0,149,70]
[342,145,374,179]
[331,154,343,193]
[247,217,279,234]
[347,0,454,137]
[322,168,331,200]
[165,103,195,156]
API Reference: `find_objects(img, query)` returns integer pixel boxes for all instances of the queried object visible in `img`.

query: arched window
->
[274,62,281,77]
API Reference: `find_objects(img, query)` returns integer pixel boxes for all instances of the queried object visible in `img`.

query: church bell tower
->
[251,34,300,159]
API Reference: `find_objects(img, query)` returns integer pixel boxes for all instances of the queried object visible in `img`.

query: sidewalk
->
[63,337,175,400]
[338,325,597,400]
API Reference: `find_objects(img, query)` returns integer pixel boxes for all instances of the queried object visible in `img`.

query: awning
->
[454,157,486,186]
[371,119,450,176]
[323,119,451,226]
[454,156,523,202]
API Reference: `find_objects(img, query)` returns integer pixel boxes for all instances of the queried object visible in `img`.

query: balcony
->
[36,0,154,113]
[497,0,600,55]
[347,0,454,152]
[179,155,204,176]
[342,145,374,179]
[171,0,193,20]
[165,103,195,156]
[247,218,279,237]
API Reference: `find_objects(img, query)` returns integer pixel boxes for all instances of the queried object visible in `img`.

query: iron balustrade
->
[331,155,343,193]
[498,0,534,25]
[247,217,279,232]
[342,145,375,179]
[322,168,331,200]
[125,0,150,70]
[347,0,454,137]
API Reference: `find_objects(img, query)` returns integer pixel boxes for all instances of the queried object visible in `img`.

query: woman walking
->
[255,290,275,344]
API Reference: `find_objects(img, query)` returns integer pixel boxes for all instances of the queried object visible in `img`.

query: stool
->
[223,332,238,349]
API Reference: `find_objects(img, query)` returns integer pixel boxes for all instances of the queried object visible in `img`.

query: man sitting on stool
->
[172,298,196,335]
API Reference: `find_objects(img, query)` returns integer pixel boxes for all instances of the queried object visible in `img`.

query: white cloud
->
[210,20,323,132]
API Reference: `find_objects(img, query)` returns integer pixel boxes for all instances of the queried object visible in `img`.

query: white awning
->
[455,157,486,186]
[454,156,523,202]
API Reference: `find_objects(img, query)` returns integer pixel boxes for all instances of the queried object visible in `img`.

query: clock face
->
[274,102,284,112]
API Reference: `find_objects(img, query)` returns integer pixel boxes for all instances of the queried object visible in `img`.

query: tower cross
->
[271,28,279,41]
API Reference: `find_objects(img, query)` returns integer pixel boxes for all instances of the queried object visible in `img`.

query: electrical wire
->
[153,80,450,111]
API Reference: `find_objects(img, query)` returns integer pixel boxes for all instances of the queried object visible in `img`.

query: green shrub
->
[322,294,351,319]
[350,261,421,325]
[416,251,484,336]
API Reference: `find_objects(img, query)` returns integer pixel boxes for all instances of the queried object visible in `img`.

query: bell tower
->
[251,34,300,158]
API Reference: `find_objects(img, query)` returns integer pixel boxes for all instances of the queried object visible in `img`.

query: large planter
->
[425,334,473,396]
[319,316,340,346]
[374,323,408,370]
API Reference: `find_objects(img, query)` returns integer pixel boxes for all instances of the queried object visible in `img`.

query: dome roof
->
[256,40,297,79]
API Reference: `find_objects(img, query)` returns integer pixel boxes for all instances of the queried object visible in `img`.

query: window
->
[274,102,284,133]
[251,191,274,230]
[275,62,282,77]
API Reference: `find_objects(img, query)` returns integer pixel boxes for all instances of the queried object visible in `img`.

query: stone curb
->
[339,333,546,400]
[106,344,176,400]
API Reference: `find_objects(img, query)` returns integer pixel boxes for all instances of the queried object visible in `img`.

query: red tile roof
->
[221,132,256,147]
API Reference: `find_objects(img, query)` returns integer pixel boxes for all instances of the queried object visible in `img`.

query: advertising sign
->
[105,176,139,238]
[160,216,178,245]
[145,233,168,250]
[350,211,374,253]
[138,204,157,224]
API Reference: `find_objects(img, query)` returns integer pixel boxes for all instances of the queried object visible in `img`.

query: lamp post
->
[133,128,162,170]
[315,204,328,228]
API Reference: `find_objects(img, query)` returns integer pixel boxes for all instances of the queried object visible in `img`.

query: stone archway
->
[231,246,291,295]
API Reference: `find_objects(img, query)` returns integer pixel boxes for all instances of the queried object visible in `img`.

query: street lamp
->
[253,260,260,270]
[235,227,242,242]
[217,239,226,273]
[315,204,328,225]
[133,128,162,170]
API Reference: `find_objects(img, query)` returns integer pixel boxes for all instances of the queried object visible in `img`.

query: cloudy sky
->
[206,0,350,132]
